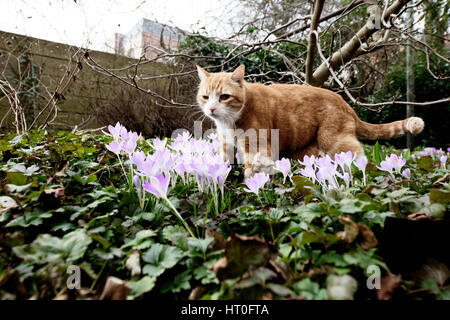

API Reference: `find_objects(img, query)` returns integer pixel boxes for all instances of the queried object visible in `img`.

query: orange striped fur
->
[196,65,424,171]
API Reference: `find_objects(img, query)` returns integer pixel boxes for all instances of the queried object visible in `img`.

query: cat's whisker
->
[188,110,204,121]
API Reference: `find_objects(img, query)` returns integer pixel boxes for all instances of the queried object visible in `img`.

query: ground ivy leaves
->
[142,243,185,277]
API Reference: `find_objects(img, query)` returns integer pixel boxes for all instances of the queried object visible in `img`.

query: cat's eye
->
[202,95,209,100]
[220,94,231,100]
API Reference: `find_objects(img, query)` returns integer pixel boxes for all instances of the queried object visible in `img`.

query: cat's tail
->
[355,117,425,140]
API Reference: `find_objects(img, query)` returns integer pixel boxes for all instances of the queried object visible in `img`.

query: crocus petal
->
[106,141,121,154]
[402,168,410,179]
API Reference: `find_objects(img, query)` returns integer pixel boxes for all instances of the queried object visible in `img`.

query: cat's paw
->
[244,167,254,179]
[251,153,277,175]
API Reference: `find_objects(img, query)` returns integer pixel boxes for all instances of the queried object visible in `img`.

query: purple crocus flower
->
[390,154,406,172]
[355,156,368,172]
[106,141,121,155]
[119,125,130,140]
[131,151,146,170]
[207,132,220,152]
[143,173,170,198]
[377,158,394,173]
[417,151,427,158]
[402,168,411,179]
[244,172,270,195]
[137,157,158,177]
[132,175,141,190]
[424,147,437,156]
[355,156,368,185]
[122,138,137,154]
[151,137,167,150]
[300,155,316,167]
[151,148,174,173]
[299,165,317,182]
[315,156,337,182]
[439,155,447,168]
[274,158,291,183]
[334,151,355,169]
[342,172,350,188]
[377,154,406,175]
[107,122,123,140]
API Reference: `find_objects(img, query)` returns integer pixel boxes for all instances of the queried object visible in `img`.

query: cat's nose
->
[209,107,216,113]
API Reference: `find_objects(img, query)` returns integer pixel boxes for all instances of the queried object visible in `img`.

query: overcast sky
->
[0,0,242,51]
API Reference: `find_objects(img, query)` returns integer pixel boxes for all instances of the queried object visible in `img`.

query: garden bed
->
[0,127,449,300]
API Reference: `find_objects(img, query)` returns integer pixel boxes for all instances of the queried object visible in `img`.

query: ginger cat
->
[196,65,424,177]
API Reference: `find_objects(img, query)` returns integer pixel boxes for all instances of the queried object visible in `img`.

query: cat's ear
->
[196,65,209,82]
[231,65,245,86]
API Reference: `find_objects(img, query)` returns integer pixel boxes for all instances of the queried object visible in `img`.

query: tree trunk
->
[406,2,415,149]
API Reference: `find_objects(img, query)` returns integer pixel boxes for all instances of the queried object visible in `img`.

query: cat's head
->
[196,65,246,123]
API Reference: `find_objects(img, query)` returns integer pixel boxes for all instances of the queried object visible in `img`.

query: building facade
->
[104,18,185,61]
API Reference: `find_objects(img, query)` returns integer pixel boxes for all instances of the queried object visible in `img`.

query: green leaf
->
[293,278,327,300]
[90,234,112,249]
[160,270,191,293]
[193,263,219,285]
[294,203,326,223]
[6,172,27,185]
[6,209,52,228]
[188,237,214,255]
[142,244,184,277]
[316,251,349,267]
[235,267,277,289]
[296,231,324,246]
[338,198,363,214]
[292,176,316,195]
[373,141,384,166]
[421,279,440,295]
[429,188,450,205]
[267,283,292,297]
[121,230,156,250]
[417,156,434,172]
[127,276,156,299]
[343,247,384,271]
[12,229,92,264]
[404,149,411,160]
[61,229,93,263]
[162,225,187,242]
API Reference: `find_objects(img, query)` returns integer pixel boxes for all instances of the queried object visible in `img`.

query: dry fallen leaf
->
[376,271,401,300]
[44,187,65,199]
[433,173,450,187]
[0,196,18,213]
[211,234,277,281]
[412,258,449,287]
[205,228,225,251]
[100,276,132,300]
[407,212,433,221]
[269,259,293,283]
[188,286,206,300]
[337,215,359,243]
[357,223,378,250]
[211,257,228,278]
[327,274,358,300]
[125,251,141,277]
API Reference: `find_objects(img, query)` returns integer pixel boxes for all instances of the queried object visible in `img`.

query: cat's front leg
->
[219,139,227,162]
[237,138,272,179]
[235,137,254,178]
[219,135,235,163]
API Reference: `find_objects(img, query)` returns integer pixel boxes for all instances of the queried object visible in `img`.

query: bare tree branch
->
[305,0,325,84]
[311,0,411,86]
